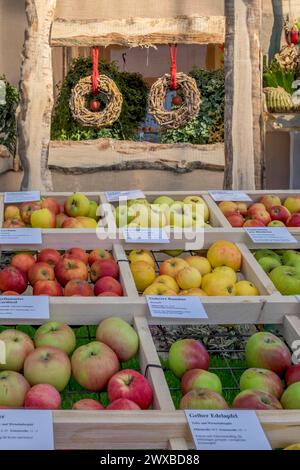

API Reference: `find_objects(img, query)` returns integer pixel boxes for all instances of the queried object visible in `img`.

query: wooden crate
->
[119,242,300,323]
[208,190,300,244]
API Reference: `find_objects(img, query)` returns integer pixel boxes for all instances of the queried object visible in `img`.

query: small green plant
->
[51,57,148,141]
[0,75,19,155]
[263,62,296,95]
[161,68,225,145]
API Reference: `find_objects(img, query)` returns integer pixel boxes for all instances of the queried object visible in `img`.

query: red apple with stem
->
[285,364,300,386]
[64,247,88,265]
[94,277,123,296]
[25,384,61,409]
[10,253,36,274]
[33,280,63,296]
[108,369,153,409]
[28,262,55,286]
[37,248,61,267]
[41,197,61,216]
[232,389,282,409]
[269,205,291,224]
[55,258,88,286]
[0,266,28,294]
[90,259,119,282]
[88,249,112,266]
[64,279,94,297]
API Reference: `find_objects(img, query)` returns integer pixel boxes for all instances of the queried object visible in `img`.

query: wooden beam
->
[17,0,56,190]
[51,16,225,47]
[224,0,263,190]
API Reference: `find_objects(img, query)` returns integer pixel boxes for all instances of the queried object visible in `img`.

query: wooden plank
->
[266,113,300,132]
[51,16,225,47]
[283,315,300,355]
[134,316,175,411]
[224,0,263,190]
[17,0,56,191]
[113,244,139,298]
[48,140,225,174]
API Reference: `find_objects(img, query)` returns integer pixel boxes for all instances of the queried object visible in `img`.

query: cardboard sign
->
[0,228,42,244]
[147,296,208,319]
[0,296,49,320]
[209,191,252,202]
[4,191,40,204]
[245,227,297,244]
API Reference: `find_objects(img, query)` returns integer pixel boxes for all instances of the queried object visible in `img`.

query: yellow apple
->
[207,240,242,271]
[76,216,98,228]
[176,266,202,290]
[185,256,212,275]
[87,200,98,220]
[130,261,156,292]
[183,196,210,222]
[30,208,56,228]
[159,258,189,278]
[143,284,177,296]
[4,206,21,221]
[153,275,180,294]
[213,266,237,284]
[179,288,208,297]
[202,272,236,296]
[153,196,174,207]
[169,202,193,228]
[235,280,259,296]
[149,205,167,228]
[128,249,155,268]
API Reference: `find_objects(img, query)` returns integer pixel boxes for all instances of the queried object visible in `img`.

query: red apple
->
[239,367,284,399]
[285,364,300,386]
[247,203,266,217]
[62,218,84,229]
[64,279,94,297]
[28,262,55,286]
[269,205,291,224]
[41,197,60,216]
[25,384,61,409]
[0,371,30,407]
[37,248,61,267]
[71,341,119,391]
[218,201,238,217]
[98,291,120,297]
[94,277,123,296]
[24,346,71,392]
[245,332,292,376]
[243,219,265,227]
[232,389,282,410]
[227,214,245,227]
[96,317,139,362]
[72,399,104,410]
[54,258,88,286]
[252,209,271,225]
[3,218,25,228]
[179,389,228,410]
[260,195,281,211]
[236,202,248,217]
[64,247,88,265]
[88,249,112,266]
[20,201,41,224]
[0,266,27,294]
[287,213,300,227]
[90,259,119,282]
[56,213,69,228]
[108,369,153,409]
[33,280,63,296]
[168,338,210,378]
[10,253,36,274]
[2,291,19,295]
[0,329,34,371]
[106,398,141,410]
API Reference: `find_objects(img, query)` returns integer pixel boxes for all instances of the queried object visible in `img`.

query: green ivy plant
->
[51,57,148,141]
[161,68,225,145]
[0,75,19,155]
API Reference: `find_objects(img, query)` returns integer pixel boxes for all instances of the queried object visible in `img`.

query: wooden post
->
[17,0,56,191]
[224,0,263,190]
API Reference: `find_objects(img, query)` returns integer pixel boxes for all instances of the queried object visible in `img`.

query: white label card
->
[147,296,208,319]
[245,227,297,244]
[105,190,145,202]
[123,227,169,244]
[0,228,42,244]
[0,410,54,450]
[0,296,49,320]
[209,191,252,202]
[185,410,271,451]
[4,191,41,203]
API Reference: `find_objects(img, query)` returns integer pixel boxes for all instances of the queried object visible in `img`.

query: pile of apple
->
[113,195,211,229]
[3,192,100,229]
[218,194,300,227]
[168,331,300,410]
[129,241,260,296]
[0,317,153,410]
[255,249,300,295]
[0,248,123,297]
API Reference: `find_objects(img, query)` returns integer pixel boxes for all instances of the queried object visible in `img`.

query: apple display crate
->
[207,190,300,244]
[119,241,300,322]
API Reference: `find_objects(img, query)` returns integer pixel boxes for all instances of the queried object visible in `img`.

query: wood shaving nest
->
[70,75,123,128]
[148,72,201,129]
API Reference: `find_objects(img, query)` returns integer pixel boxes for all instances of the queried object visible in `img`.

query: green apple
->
[169,202,193,228]
[282,250,300,271]
[281,382,300,409]
[115,205,135,227]
[87,200,98,220]
[268,220,286,227]
[34,321,76,355]
[258,256,281,273]
[127,198,149,207]
[239,368,284,398]
[284,196,300,214]
[149,205,167,227]
[153,196,174,207]
[183,196,209,222]
[269,265,300,295]
[254,249,281,263]
[181,369,222,395]
[163,250,184,257]
[64,193,90,217]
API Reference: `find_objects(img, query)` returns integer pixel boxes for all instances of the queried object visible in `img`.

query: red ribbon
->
[92,47,99,95]
[169,44,177,90]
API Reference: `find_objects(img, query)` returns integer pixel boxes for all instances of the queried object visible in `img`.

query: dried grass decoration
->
[70,74,123,128]
[69,48,122,128]
[148,46,201,129]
